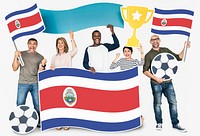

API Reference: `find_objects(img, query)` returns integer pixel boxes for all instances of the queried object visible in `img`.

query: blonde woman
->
[50,31,78,130]
[51,31,78,70]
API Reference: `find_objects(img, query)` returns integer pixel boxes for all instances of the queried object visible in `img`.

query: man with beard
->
[143,35,190,132]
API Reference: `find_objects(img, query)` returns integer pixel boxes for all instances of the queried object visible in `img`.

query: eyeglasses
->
[150,38,160,42]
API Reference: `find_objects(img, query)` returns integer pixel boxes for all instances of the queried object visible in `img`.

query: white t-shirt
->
[87,45,109,72]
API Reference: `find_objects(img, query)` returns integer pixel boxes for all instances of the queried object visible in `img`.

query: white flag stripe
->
[153,13,194,20]
[6,8,39,23]
[41,107,141,122]
[152,25,191,32]
[9,22,44,37]
[39,75,139,91]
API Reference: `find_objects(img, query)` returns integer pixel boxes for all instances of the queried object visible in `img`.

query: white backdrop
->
[0,0,199,136]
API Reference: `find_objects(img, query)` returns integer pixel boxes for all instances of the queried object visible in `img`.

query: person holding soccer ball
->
[143,35,190,132]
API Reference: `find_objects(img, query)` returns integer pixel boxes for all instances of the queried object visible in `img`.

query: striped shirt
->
[110,58,144,70]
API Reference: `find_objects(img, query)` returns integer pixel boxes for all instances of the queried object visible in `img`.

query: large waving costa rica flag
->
[151,8,194,36]
[39,67,142,132]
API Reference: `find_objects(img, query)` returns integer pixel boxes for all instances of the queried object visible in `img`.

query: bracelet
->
[140,52,144,54]
[41,64,46,68]
[71,39,75,42]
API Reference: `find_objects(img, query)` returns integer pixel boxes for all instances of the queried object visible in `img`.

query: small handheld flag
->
[5,3,45,66]
[5,3,45,41]
[151,8,194,61]
[151,8,194,36]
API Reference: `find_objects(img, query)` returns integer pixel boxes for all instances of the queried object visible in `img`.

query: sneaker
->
[63,127,69,130]
[156,123,162,131]
[173,124,187,133]
[56,127,62,130]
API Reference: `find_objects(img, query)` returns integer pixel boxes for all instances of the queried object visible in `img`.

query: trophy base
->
[126,38,140,48]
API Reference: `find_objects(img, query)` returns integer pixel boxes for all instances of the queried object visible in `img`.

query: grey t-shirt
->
[18,51,44,84]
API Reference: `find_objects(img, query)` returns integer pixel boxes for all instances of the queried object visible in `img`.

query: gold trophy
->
[121,6,154,47]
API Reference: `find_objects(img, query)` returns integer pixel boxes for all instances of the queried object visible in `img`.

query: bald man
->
[143,35,190,132]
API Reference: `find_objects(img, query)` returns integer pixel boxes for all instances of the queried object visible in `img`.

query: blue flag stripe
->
[155,8,194,16]
[5,4,37,20]
[12,26,45,41]
[39,67,138,81]
[151,28,190,36]
[40,3,124,33]
[42,117,141,131]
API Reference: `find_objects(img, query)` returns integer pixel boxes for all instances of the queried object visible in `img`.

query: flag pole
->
[13,41,24,66]
[183,36,190,62]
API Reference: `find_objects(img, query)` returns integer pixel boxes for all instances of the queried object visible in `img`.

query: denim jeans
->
[150,81,179,126]
[17,83,40,124]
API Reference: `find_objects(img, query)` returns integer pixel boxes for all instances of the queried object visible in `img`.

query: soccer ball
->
[151,53,178,80]
[9,105,38,134]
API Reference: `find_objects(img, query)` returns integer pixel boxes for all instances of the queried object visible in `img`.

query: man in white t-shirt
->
[83,24,120,73]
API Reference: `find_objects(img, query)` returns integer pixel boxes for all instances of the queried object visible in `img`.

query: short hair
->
[27,38,38,45]
[92,30,101,37]
[123,46,133,53]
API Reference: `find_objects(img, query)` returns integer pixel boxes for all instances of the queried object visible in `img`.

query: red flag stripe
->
[152,17,192,28]
[40,86,139,112]
[7,12,42,33]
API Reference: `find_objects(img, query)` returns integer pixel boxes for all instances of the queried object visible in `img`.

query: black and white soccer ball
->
[151,53,178,80]
[9,105,38,134]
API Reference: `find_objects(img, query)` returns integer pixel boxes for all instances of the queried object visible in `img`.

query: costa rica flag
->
[38,67,142,132]
[5,3,45,41]
[151,8,194,36]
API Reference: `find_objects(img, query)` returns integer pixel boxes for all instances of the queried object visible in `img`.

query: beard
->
[152,43,159,48]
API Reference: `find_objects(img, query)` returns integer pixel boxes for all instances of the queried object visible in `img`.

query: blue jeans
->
[17,83,40,124]
[150,81,179,127]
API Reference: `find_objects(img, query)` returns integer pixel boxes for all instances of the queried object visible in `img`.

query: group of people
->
[12,24,190,133]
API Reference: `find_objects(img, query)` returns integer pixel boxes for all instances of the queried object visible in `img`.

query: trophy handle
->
[144,9,154,24]
[120,7,128,22]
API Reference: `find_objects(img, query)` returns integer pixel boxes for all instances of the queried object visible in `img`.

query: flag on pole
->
[39,67,141,132]
[5,3,45,41]
[151,8,194,36]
